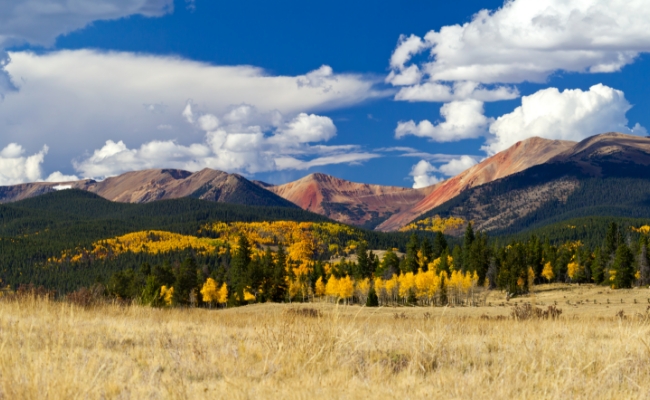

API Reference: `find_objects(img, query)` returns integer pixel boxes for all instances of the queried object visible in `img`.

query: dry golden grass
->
[2,284,650,399]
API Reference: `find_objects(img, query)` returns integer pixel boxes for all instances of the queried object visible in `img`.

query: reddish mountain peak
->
[376,136,577,231]
[266,172,433,228]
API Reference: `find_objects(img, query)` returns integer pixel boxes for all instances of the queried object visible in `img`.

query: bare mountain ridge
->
[415,132,650,234]
[264,173,435,229]
[0,168,298,208]
[374,136,576,231]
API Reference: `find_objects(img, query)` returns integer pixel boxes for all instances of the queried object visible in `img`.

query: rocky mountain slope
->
[375,137,576,231]
[415,132,650,235]
[263,173,434,229]
[0,169,298,209]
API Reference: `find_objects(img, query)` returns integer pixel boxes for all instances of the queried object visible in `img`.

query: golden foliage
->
[200,278,219,304]
[541,262,555,282]
[217,284,228,305]
[567,261,584,280]
[51,231,218,263]
[400,215,466,233]
[160,286,174,306]
[315,277,326,297]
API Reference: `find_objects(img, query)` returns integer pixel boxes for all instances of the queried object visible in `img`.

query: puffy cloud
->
[273,113,336,144]
[409,160,442,189]
[437,155,479,176]
[395,100,492,142]
[0,0,173,48]
[73,106,379,178]
[484,84,646,154]
[0,50,386,175]
[391,0,650,86]
[408,155,481,188]
[0,143,75,185]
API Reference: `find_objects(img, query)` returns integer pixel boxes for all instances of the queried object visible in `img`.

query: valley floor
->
[2,284,650,399]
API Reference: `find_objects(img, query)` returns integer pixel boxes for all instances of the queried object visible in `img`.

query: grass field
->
[2,284,650,399]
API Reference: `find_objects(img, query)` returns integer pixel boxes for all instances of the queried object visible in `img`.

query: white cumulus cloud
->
[0,50,386,177]
[0,143,76,185]
[437,155,479,176]
[410,160,442,189]
[408,155,481,188]
[395,100,492,142]
[73,105,379,179]
[392,0,650,86]
[484,84,647,154]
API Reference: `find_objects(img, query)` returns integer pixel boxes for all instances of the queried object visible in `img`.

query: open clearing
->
[2,284,650,399]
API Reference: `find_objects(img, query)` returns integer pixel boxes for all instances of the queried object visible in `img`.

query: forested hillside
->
[0,190,425,292]
[411,161,650,235]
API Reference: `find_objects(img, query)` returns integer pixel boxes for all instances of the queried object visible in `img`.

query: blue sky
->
[0,0,649,188]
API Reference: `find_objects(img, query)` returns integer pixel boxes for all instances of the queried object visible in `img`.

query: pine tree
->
[612,243,634,289]
[366,285,379,307]
[377,250,400,278]
[229,234,251,304]
[355,241,371,279]
[605,222,620,256]
[638,242,650,286]
[405,233,419,273]
[269,243,288,302]
[592,247,605,284]
[420,238,433,268]
[438,248,451,275]
[174,257,198,306]
[432,231,448,259]
[462,222,475,271]
[486,257,498,290]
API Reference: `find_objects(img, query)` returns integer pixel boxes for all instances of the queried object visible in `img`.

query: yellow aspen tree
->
[243,290,256,302]
[160,286,174,306]
[337,276,355,304]
[398,272,415,304]
[315,276,326,298]
[415,268,436,305]
[325,276,339,301]
[567,261,584,281]
[541,262,555,282]
[200,278,218,306]
[355,278,370,304]
[385,275,399,305]
[217,283,228,306]
[527,267,535,288]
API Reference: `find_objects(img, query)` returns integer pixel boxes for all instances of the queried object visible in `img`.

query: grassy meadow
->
[2,284,650,399]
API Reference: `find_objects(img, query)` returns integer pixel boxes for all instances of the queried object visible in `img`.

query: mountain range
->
[2,132,650,234]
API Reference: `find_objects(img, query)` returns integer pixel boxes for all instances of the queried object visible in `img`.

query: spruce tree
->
[605,222,620,256]
[355,241,371,278]
[432,231,448,259]
[420,238,433,268]
[174,257,199,306]
[366,286,379,307]
[592,247,605,284]
[438,248,451,274]
[269,244,288,302]
[229,234,252,304]
[638,242,650,286]
[405,233,419,273]
[612,243,634,289]
[462,222,475,271]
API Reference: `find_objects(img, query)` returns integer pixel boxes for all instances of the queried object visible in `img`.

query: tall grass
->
[1,289,650,399]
